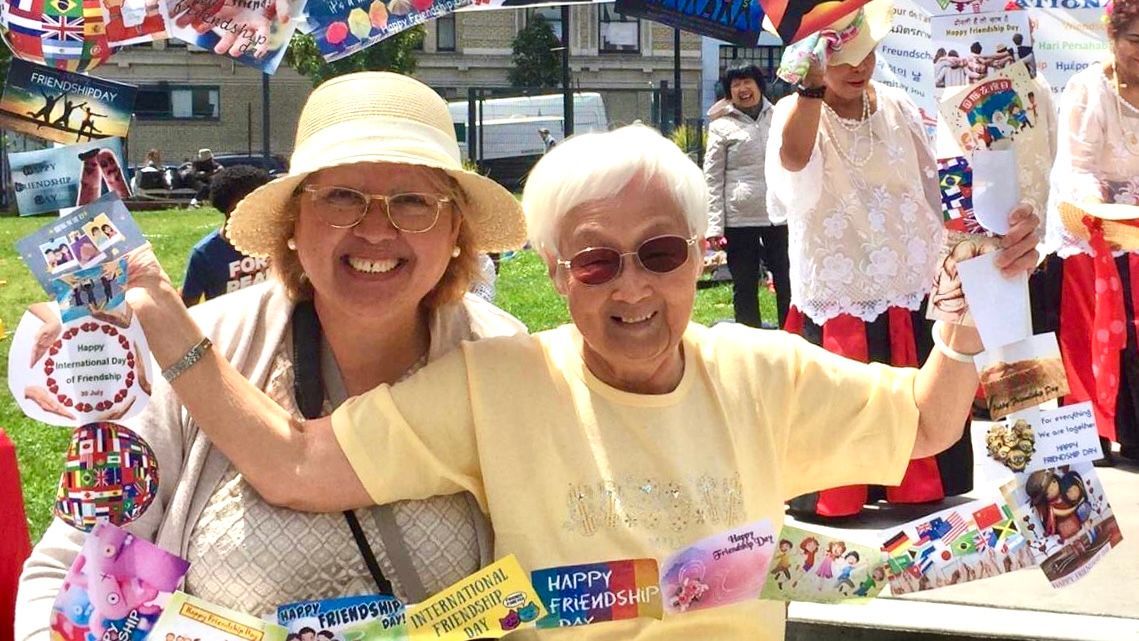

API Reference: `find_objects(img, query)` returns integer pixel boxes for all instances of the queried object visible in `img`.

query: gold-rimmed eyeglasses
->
[302,185,453,233]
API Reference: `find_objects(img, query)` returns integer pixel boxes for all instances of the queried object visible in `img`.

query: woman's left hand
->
[994,203,1041,277]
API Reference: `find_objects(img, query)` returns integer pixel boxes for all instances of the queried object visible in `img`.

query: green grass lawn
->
[1,210,772,542]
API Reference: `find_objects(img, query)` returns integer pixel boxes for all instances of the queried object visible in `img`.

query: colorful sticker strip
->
[659,519,775,615]
[532,559,661,629]
[405,555,545,640]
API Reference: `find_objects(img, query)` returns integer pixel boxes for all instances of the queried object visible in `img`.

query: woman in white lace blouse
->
[766,0,975,518]
[1032,0,1139,466]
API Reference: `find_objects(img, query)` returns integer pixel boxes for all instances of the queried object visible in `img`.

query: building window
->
[528,6,562,41]
[718,45,785,79]
[135,86,220,120]
[436,13,456,51]
[598,6,638,53]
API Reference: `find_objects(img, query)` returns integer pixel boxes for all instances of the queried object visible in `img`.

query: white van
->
[448,93,609,179]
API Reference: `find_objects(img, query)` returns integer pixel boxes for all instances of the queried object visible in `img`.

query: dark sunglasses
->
[556,234,698,286]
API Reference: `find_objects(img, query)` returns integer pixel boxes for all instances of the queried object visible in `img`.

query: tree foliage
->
[507,15,560,88]
[285,28,425,87]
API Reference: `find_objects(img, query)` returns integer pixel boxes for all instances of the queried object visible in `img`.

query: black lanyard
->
[291,300,394,596]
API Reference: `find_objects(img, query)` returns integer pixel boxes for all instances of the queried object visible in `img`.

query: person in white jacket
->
[703,63,790,328]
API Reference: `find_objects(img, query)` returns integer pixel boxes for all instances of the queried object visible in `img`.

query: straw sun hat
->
[227,72,527,257]
[1059,201,1139,251]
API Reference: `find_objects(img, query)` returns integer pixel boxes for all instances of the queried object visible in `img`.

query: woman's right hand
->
[802,57,825,91]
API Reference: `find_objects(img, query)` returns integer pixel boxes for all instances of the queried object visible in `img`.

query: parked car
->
[212,153,289,177]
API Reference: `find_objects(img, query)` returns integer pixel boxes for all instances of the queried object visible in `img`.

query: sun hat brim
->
[828,0,894,67]
[1059,201,1139,251]
[226,155,526,259]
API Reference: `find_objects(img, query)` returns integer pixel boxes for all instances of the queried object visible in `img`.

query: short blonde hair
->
[267,168,479,308]
[521,124,708,254]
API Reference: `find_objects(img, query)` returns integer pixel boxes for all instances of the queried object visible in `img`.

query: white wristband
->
[932,321,981,363]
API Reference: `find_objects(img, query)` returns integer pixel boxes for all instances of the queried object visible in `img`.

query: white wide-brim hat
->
[227,72,526,258]
[828,0,894,67]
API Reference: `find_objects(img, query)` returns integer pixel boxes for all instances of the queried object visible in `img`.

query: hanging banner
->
[1030,7,1109,101]
[0,59,137,145]
[613,0,765,47]
[304,0,472,62]
[874,0,937,132]
[163,0,306,73]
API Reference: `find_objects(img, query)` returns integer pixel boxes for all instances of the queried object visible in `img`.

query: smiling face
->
[293,162,461,323]
[825,50,877,102]
[547,175,700,391]
[729,77,761,110]
[1113,16,1139,81]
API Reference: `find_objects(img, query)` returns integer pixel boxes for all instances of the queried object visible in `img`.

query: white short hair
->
[521,124,708,254]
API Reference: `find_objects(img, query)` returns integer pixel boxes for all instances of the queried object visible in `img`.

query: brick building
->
[94,6,704,167]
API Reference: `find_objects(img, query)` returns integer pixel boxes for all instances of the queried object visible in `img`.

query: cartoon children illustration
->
[770,539,794,588]
[814,541,845,588]
[853,566,887,597]
[835,551,861,594]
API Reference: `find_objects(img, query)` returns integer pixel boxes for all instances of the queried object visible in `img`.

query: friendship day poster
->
[0,59,137,146]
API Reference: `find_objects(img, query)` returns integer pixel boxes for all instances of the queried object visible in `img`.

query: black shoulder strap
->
[291,300,394,596]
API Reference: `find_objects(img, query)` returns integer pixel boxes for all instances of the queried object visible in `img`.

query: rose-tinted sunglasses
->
[556,234,699,286]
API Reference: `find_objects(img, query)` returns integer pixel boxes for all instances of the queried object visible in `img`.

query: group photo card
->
[975,333,1069,421]
[880,498,1036,595]
[303,0,471,63]
[760,525,889,603]
[52,522,189,641]
[931,10,1034,90]
[163,0,307,73]
[1001,462,1123,588]
[659,519,775,615]
[532,559,662,629]
[10,138,132,216]
[0,59,137,145]
[15,194,145,292]
[927,230,1000,326]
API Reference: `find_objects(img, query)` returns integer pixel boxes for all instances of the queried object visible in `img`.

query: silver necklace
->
[1112,67,1139,156]
[823,90,875,168]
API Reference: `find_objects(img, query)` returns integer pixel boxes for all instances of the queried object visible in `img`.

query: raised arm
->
[778,61,824,172]
[910,205,1041,458]
[126,249,371,512]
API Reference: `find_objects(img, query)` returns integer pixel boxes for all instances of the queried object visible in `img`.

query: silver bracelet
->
[931,321,981,364]
[162,337,213,382]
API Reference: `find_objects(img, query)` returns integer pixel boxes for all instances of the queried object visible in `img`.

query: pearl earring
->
[451,246,462,258]
[287,238,297,250]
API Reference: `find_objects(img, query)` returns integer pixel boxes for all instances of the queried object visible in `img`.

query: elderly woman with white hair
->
[122,124,1039,639]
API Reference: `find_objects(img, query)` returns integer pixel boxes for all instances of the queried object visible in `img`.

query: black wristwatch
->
[796,84,826,99]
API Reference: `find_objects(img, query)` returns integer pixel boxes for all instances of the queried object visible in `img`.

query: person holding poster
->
[703,63,790,329]
[1033,0,1139,466]
[766,0,983,518]
[102,122,1038,639]
[14,73,528,637]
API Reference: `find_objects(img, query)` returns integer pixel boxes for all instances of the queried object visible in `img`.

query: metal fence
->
[460,85,708,191]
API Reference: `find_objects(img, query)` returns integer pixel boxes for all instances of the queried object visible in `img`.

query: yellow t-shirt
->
[333,322,920,640]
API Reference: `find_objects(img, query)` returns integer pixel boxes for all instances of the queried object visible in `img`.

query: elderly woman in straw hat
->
[14,72,526,632]
[766,0,1041,518]
[109,124,1038,639]
[1032,0,1139,466]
